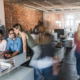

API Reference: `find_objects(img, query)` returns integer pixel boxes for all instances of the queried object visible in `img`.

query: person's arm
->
[74,33,76,45]
[2,50,9,56]
[2,40,10,56]
[8,51,19,57]
[0,40,7,52]
[6,39,11,51]
[22,33,27,54]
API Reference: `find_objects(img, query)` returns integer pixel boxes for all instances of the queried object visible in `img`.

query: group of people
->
[2,23,80,80]
[0,24,43,80]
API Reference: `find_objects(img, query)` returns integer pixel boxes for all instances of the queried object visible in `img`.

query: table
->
[0,66,34,80]
[66,38,74,48]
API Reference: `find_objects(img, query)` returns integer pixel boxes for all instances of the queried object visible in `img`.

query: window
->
[56,21,61,27]
[65,15,74,27]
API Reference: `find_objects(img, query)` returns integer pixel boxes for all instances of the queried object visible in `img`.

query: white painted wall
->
[0,0,5,25]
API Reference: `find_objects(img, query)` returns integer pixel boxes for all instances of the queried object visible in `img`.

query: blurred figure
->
[68,28,74,38]
[33,21,43,33]
[74,23,80,80]
[0,30,7,52]
[13,24,42,80]
[34,56,58,80]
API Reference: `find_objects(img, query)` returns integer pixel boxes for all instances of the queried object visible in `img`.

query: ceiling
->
[5,0,80,12]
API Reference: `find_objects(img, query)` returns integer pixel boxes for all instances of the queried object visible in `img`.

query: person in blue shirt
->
[2,29,23,58]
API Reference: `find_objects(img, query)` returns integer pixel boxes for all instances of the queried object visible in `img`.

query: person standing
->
[74,23,80,80]
[13,24,42,80]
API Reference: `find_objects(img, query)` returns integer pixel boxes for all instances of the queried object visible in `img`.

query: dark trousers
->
[34,66,57,80]
[42,66,57,80]
[75,53,80,75]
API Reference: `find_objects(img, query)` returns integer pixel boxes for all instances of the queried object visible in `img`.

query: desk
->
[0,53,30,77]
[66,38,74,48]
[0,66,34,80]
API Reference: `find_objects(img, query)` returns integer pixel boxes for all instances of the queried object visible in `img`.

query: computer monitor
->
[54,29,64,38]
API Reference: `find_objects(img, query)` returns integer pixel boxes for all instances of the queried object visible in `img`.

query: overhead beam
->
[59,0,72,10]
[45,0,63,11]
[24,4,48,12]
[30,1,55,11]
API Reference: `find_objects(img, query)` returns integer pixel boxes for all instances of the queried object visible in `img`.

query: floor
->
[22,47,78,80]
[57,47,77,80]
[38,47,78,80]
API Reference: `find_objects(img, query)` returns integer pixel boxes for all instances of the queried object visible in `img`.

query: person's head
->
[38,21,43,26]
[13,24,23,35]
[38,21,41,24]
[0,30,3,40]
[8,29,16,38]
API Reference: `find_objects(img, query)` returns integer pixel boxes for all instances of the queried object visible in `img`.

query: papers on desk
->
[1,66,8,72]
[0,60,13,72]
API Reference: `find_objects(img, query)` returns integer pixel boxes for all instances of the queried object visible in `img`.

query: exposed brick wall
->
[45,13,64,32]
[4,1,43,32]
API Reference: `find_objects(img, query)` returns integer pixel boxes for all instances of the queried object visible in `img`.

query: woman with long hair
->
[74,23,80,80]
[13,24,43,80]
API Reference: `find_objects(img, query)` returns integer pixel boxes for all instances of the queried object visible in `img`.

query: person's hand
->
[4,53,8,57]
[5,54,12,58]
[2,53,5,57]
[26,56,30,59]
[7,54,12,58]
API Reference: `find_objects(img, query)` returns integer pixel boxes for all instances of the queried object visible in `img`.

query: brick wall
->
[4,1,43,32]
[44,13,65,32]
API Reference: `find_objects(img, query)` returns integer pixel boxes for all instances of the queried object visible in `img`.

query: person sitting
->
[0,30,7,52]
[68,28,74,38]
[0,21,7,39]
[2,29,23,58]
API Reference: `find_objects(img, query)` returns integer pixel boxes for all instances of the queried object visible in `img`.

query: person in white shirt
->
[0,22,6,39]
[0,30,7,52]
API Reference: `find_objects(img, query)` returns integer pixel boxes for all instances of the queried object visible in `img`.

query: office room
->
[0,0,80,80]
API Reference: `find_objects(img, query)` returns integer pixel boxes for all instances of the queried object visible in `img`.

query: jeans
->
[42,66,57,80]
[75,53,80,75]
[29,45,42,67]
[29,45,42,80]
